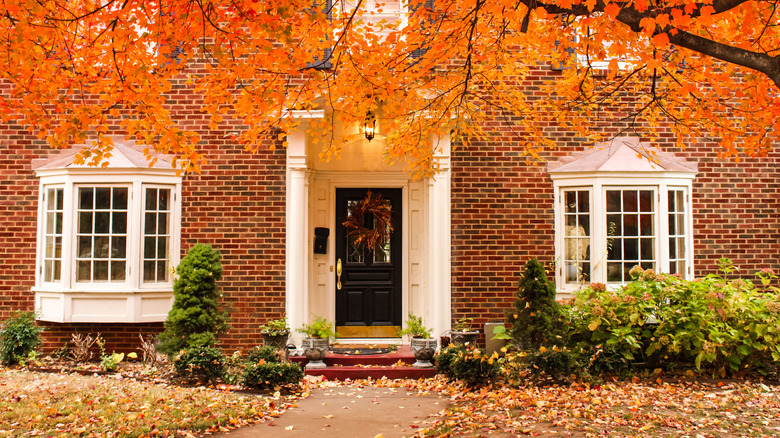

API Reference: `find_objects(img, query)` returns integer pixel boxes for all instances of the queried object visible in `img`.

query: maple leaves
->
[0,368,300,436]
[0,0,777,175]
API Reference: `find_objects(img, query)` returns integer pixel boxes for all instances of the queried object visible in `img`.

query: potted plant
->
[297,316,336,369]
[259,317,290,351]
[451,317,479,347]
[398,313,437,368]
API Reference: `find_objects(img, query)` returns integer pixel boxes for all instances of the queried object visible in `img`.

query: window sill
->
[33,289,173,323]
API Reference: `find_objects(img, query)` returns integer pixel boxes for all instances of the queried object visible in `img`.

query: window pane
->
[623,191,637,212]
[146,188,157,210]
[79,188,93,209]
[95,188,111,209]
[78,236,92,257]
[144,237,155,258]
[639,191,653,212]
[113,188,128,209]
[579,215,590,235]
[94,236,109,258]
[607,214,621,235]
[157,237,167,258]
[157,261,168,282]
[607,263,621,282]
[111,261,126,281]
[77,261,91,281]
[606,191,621,212]
[669,237,677,258]
[112,212,127,234]
[565,214,576,229]
[79,212,92,233]
[158,213,168,234]
[624,238,638,260]
[112,236,126,258]
[640,214,653,236]
[158,189,169,210]
[145,212,156,234]
[624,214,638,236]
[94,261,109,281]
[640,238,654,260]
[95,212,110,234]
[143,261,155,282]
[578,191,589,213]
[565,191,576,212]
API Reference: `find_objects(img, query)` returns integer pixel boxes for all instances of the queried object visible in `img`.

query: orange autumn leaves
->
[0,0,777,176]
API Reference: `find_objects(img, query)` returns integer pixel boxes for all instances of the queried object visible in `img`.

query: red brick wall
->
[180,137,288,353]
[450,132,780,332]
[0,133,50,320]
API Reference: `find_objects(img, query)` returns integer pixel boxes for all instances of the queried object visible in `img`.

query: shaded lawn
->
[0,368,300,437]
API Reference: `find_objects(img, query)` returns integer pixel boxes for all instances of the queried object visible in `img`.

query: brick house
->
[1,5,779,354]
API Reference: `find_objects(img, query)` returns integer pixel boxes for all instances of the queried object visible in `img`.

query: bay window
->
[32,142,182,322]
[548,137,697,296]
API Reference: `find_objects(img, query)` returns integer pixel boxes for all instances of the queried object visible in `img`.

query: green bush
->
[507,258,562,351]
[525,347,576,381]
[158,244,228,357]
[173,346,226,383]
[436,344,501,386]
[242,362,304,390]
[563,260,780,376]
[246,345,283,364]
[0,311,43,365]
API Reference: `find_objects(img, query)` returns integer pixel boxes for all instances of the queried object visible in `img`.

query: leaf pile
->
[413,378,780,437]
[0,368,301,437]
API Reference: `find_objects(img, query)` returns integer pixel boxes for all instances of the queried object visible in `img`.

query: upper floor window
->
[32,140,182,322]
[548,137,697,295]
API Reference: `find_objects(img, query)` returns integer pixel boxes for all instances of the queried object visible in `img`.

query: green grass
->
[0,368,297,437]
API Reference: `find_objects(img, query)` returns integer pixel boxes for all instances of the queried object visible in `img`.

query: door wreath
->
[342,191,393,251]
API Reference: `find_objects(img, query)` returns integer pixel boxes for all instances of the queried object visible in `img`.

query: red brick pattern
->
[1,69,778,354]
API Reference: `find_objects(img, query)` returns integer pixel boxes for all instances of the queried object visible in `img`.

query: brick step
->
[290,344,437,380]
[303,365,436,380]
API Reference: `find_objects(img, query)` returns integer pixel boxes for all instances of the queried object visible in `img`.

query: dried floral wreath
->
[342,191,393,251]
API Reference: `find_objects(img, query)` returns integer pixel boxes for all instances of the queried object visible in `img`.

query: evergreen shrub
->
[436,344,501,386]
[242,362,304,390]
[173,346,225,383]
[158,244,228,356]
[506,258,562,351]
[0,311,43,365]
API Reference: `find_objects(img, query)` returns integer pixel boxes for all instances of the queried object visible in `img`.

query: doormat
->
[330,344,394,355]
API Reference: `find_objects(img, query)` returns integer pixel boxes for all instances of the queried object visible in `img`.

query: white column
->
[427,133,452,339]
[286,128,309,344]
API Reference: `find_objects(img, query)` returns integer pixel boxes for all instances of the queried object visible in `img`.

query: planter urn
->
[451,331,480,347]
[262,331,290,351]
[410,337,437,368]
[302,338,329,369]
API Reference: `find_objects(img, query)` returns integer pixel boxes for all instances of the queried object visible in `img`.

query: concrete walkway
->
[214,384,449,438]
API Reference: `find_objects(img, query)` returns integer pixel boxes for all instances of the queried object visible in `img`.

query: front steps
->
[290,345,437,380]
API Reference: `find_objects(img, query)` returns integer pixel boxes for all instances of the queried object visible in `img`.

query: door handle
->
[336,258,342,290]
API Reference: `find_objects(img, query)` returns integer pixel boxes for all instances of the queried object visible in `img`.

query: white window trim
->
[551,172,695,298]
[33,168,182,322]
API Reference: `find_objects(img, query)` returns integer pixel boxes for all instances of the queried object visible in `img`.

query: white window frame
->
[33,169,182,322]
[551,174,695,297]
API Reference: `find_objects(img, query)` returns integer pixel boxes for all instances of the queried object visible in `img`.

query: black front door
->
[335,188,402,338]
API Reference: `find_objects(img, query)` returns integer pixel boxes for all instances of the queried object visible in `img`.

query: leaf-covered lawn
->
[0,368,300,437]
[367,376,780,437]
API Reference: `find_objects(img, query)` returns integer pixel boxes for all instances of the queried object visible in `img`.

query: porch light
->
[364,111,376,141]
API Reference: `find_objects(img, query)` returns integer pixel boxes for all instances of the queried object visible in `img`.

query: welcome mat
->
[330,344,394,355]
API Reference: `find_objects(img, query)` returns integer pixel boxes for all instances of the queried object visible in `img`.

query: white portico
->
[284,111,452,343]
